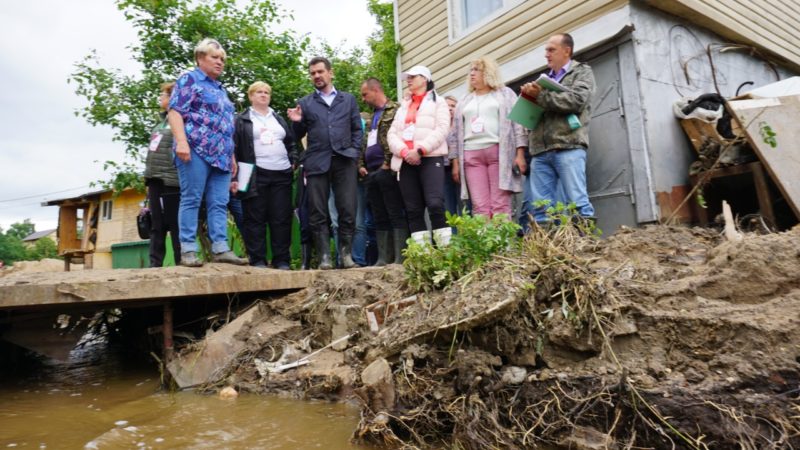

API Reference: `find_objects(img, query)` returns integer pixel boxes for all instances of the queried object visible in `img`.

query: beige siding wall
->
[397,0,627,94]
[398,0,800,94]
[95,190,145,252]
[645,0,800,70]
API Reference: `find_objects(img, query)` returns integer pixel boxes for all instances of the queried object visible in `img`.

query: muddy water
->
[0,342,363,449]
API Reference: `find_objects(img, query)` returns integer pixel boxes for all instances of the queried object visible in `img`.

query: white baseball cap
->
[402,65,432,81]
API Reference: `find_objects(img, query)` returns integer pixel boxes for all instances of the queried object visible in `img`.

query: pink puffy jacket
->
[387,91,451,172]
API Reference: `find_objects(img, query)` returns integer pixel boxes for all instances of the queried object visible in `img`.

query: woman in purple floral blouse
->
[167,38,247,267]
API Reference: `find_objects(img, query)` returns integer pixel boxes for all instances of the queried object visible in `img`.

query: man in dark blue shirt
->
[288,56,363,269]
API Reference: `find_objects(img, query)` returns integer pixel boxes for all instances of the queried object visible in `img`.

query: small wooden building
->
[42,188,145,270]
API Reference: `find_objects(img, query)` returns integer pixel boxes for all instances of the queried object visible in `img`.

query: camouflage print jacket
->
[528,61,595,156]
[360,100,399,169]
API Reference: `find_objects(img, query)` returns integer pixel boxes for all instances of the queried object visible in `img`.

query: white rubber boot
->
[432,227,452,247]
[410,230,432,246]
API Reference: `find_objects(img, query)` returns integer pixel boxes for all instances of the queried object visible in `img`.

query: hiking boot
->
[179,252,203,267]
[211,251,248,265]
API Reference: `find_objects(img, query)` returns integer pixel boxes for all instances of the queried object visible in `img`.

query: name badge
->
[260,130,274,145]
[470,117,485,134]
[367,130,378,147]
[402,124,415,141]
[148,133,163,152]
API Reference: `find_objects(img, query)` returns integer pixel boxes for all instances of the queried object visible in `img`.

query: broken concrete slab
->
[167,305,300,388]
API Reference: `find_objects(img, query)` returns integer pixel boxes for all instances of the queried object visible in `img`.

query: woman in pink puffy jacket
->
[387,65,452,247]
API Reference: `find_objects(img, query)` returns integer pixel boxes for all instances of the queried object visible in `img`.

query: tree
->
[28,237,59,261]
[366,0,401,101]
[0,227,27,265]
[71,0,309,193]
[5,219,35,241]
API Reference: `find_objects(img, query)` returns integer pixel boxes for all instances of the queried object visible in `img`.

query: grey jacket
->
[143,114,179,187]
[528,61,595,156]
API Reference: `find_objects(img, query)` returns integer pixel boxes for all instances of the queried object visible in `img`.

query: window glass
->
[463,0,503,29]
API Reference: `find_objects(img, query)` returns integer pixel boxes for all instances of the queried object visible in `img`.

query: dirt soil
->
[208,224,800,449]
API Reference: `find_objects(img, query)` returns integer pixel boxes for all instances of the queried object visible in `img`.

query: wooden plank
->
[57,207,80,254]
[0,265,319,309]
[727,95,800,219]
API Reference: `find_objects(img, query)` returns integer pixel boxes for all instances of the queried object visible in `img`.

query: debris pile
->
[185,223,800,449]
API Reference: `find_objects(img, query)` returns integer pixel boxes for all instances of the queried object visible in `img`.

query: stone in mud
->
[559,425,617,450]
[357,358,395,412]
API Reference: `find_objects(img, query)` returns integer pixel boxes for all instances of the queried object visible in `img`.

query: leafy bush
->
[403,213,520,291]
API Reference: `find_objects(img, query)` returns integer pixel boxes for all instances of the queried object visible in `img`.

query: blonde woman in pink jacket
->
[387,65,452,247]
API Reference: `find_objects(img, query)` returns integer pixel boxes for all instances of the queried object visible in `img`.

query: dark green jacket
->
[359,100,398,169]
[143,114,179,187]
[528,61,595,156]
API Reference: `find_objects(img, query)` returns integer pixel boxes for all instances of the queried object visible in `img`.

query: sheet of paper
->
[237,162,255,192]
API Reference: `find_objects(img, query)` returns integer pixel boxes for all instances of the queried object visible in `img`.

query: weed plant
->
[402,213,521,291]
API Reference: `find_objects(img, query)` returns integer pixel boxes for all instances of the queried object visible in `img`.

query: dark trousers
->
[443,164,462,216]
[306,155,357,236]
[399,156,446,232]
[365,168,407,231]
[242,167,293,266]
[147,180,181,267]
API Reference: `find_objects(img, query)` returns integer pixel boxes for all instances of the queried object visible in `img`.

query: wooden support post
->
[163,302,174,361]
[751,162,776,226]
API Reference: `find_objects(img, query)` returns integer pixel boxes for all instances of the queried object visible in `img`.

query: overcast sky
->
[0,0,375,232]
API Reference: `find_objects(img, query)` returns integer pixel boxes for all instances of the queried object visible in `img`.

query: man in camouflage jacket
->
[359,78,409,265]
[521,33,596,223]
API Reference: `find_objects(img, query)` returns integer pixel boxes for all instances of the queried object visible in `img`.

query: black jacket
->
[292,90,363,175]
[233,108,296,200]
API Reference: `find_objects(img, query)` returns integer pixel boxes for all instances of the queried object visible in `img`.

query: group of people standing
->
[144,32,596,270]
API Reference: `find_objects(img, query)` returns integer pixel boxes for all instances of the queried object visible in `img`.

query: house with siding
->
[43,188,146,269]
[393,0,799,232]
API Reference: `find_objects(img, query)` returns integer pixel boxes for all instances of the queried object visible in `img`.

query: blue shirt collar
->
[316,86,338,97]
[192,67,222,87]
[548,60,572,82]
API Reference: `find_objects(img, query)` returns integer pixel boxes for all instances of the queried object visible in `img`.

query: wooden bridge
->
[0,265,319,360]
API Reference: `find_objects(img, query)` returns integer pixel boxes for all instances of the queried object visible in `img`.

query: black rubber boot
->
[339,233,356,269]
[374,230,393,267]
[300,243,312,270]
[314,231,333,270]
[392,228,410,264]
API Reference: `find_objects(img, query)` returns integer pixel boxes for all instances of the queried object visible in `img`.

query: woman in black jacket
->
[233,81,297,269]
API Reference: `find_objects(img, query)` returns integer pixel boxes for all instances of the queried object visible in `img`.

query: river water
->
[0,342,364,449]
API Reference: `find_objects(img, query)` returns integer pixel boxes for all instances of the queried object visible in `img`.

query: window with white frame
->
[448,0,524,41]
[100,200,113,221]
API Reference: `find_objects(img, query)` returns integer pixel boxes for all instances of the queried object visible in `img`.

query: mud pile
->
[221,224,800,449]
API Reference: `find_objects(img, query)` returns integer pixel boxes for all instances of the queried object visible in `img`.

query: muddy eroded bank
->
[181,225,800,449]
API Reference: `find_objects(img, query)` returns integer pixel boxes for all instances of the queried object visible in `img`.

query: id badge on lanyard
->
[367,130,378,147]
[148,133,163,152]
[470,117,485,134]
[402,124,415,141]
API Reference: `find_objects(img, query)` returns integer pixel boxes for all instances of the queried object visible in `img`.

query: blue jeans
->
[531,148,594,223]
[352,181,374,266]
[176,155,231,254]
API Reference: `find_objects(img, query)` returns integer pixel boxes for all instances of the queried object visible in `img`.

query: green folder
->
[507,74,569,129]
[507,93,544,129]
